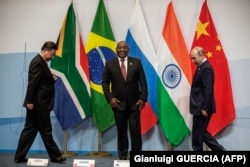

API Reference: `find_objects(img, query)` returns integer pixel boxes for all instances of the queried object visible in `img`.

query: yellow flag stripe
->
[56,16,67,57]
[90,81,103,94]
[85,33,116,53]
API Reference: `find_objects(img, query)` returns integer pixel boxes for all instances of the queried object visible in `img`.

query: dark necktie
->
[120,58,126,80]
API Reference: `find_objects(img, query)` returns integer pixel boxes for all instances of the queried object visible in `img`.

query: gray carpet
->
[0,152,120,167]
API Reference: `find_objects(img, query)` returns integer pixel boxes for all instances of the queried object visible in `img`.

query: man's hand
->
[110,98,120,109]
[201,109,208,117]
[136,100,145,111]
[27,103,34,110]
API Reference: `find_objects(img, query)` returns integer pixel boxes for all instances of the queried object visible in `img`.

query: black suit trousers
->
[15,109,61,160]
[114,107,141,160]
[192,115,224,151]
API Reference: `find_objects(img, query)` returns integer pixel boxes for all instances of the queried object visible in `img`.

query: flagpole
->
[168,142,172,151]
[205,144,209,151]
[61,130,77,157]
[87,130,111,157]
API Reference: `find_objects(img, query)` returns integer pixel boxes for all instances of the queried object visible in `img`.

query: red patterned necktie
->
[120,58,126,80]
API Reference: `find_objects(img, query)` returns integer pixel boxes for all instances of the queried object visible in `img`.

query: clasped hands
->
[110,98,145,111]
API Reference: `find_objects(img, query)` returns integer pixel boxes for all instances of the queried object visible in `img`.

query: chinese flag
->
[190,0,236,136]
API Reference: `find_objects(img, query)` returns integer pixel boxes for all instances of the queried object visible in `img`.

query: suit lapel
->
[115,58,125,81]
[126,57,134,81]
[115,57,135,82]
[193,61,208,83]
[38,55,54,81]
[193,64,201,83]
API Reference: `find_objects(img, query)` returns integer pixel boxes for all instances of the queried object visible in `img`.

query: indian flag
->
[157,1,193,146]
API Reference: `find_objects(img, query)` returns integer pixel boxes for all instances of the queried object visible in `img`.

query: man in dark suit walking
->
[190,46,224,151]
[102,41,148,159]
[14,41,66,163]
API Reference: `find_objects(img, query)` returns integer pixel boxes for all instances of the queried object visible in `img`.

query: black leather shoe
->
[51,156,66,163]
[15,158,28,163]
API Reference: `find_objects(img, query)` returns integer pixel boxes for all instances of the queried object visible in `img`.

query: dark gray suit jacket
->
[23,54,55,111]
[190,60,216,116]
[102,56,148,111]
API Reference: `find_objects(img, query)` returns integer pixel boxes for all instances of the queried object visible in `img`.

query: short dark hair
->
[41,41,58,51]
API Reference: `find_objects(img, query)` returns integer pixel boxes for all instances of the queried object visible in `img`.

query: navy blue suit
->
[190,60,224,151]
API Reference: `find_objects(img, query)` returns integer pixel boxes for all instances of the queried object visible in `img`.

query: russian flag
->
[125,0,158,135]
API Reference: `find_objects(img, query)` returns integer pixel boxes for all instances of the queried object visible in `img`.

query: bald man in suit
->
[102,41,148,159]
[190,46,225,151]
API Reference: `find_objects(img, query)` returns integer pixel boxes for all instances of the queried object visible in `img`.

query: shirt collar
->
[118,57,127,61]
[199,57,207,66]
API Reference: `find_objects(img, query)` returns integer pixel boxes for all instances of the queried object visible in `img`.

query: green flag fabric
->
[85,0,116,132]
[50,3,92,130]
[157,2,193,145]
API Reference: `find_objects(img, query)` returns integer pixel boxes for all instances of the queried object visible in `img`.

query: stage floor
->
[0,152,120,167]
